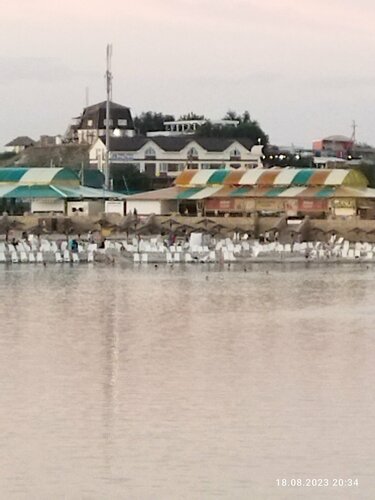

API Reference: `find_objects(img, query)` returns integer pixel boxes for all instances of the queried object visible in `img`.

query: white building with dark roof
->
[90,135,264,179]
[5,136,36,154]
[66,101,135,145]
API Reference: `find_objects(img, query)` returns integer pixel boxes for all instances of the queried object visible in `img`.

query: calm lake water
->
[0,263,374,499]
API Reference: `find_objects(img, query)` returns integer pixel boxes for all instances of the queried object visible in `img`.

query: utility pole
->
[104,44,113,190]
[351,120,357,143]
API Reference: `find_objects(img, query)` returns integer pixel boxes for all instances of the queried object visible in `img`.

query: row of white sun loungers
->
[0,250,94,264]
[0,240,99,264]
[3,233,375,264]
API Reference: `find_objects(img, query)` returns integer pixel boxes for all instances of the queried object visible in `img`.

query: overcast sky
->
[1,0,375,148]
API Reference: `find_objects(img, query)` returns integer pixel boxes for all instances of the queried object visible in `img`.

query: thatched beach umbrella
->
[28,221,50,236]
[136,214,162,235]
[209,223,229,236]
[62,217,93,237]
[160,217,180,229]
[196,217,217,229]
[365,228,375,242]
[94,216,118,230]
[174,223,195,237]
[0,215,24,241]
[309,227,327,241]
[116,213,138,233]
[347,227,367,242]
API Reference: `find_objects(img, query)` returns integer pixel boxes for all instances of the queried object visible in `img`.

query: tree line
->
[134,110,268,144]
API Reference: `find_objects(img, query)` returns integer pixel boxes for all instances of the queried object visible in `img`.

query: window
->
[118,119,128,126]
[145,147,156,159]
[159,163,168,173]
[187,147,199,160]
[87,119,93,127]
[230,148,241,159]
[103,119,113,126]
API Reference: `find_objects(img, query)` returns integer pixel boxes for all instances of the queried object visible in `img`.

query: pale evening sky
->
[1,0,375,148]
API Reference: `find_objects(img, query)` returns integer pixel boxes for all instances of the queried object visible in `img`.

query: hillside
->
[0,144,90,168]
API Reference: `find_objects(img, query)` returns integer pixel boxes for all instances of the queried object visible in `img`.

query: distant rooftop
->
[323,135,352,142]
[5,136,36,147]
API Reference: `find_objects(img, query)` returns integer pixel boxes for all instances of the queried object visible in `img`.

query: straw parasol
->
[347,227,367,242]
[27,221,50,236]
[307,227,328,242]
[94,216,118,230]
[160,217,181,228]
[61,217,93,236]
[0,215,24,241]
[209,223,229,235]
[116,213,138,233]
[196,217,217,228]
[173,223,195,237]
[136,214,162,235]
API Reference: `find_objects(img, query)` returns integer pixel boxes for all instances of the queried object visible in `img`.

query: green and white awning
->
[0,168,125,199]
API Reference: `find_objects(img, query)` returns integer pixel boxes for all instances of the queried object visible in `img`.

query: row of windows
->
[145,147,242,159]
[86,119,128,127]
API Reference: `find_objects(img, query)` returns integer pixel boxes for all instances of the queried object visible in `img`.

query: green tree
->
[196,110,268,145]
[111,164,152,193]
[134,112,175,135]
[179,112,205,120]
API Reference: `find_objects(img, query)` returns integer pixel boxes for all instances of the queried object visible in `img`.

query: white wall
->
[67,200,104,216]
[89,138,264,173]
[31,198,65,214]
[105,200,125,215]
[126,200,177,215]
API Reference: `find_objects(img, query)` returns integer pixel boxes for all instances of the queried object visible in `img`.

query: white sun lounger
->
[185,253,193,263]
[55,252,63,263]
[20,251,28,263]
[133,253,140,263]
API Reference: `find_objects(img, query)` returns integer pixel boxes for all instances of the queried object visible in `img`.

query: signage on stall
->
[205,198,235,211]
[331,199,356,209]
[298,199,327,211]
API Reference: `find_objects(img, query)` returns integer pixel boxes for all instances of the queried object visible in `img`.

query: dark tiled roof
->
[150,136,191,151]
[5,136,36,147]
[79,101,134,130]
[100,135,256,152]
[83,101,131,113]
[101,136,149,151]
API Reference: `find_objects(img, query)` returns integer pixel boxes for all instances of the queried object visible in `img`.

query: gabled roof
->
[5,136,35,147]
[175,168,368,188]
[323,135,352,142]
[78,101,134,130]
[101,136,149,151]
[100,135,256,153]
[83,101,131,112]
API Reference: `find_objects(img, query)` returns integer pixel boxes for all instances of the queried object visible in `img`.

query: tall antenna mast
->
[104,43,113,190]
[351,119,357,143]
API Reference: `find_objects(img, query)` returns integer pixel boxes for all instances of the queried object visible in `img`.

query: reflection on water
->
[0,264,374,499]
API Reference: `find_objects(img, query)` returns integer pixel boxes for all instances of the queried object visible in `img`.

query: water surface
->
[0,263,374,499]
